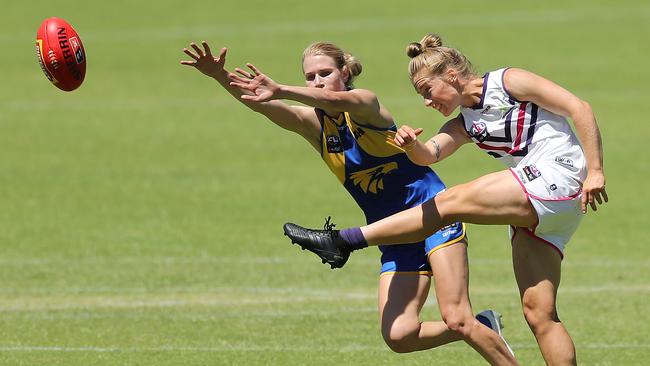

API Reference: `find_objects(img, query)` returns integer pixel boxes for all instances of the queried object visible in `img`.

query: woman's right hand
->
[227,64,282,102]
[394,125,424,149]
[181,41,227,79]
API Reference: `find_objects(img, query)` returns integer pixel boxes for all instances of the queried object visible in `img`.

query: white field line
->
[0,256,647,268]
[3,6,648,44]
[0,306,380,320]
[0,343,647,353]
[0,285,647,312]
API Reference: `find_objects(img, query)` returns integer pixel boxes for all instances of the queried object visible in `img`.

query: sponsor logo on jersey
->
[549,184,557,191]
[326,135,343,153]
[349,162,398,194]
[522,164,541,182]
[554,156,574,167]
[469,121,490,142]
[440,223,459,237]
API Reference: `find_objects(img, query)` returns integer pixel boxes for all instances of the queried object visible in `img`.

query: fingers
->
[247,63,262,76]
[229,81,251,89]
[594,193,603,205]
[589,193,597,212]
[414,128,424,136]
[235,67,255,79]
[217,47,227,61]
[183,48,199,61]
[395,126,419,148]
[582,190,597,213]
[240,94,260,101]
[228,73,251,84]
[190,42,205,57]
[202,41,212,57]
[394,133,405,146]
[582,187,609,213]
[407,128,419,141]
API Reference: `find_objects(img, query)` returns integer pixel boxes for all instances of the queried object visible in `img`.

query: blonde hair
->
[406,34,475,85]
[302,42,362,89]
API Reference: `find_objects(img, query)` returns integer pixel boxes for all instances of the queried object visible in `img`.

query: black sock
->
[340,227,368,251]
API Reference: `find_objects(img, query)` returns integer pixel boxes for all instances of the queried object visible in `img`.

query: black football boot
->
[283,217,350,269]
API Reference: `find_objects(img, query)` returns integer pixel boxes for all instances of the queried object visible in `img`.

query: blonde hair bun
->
[406,34,443,58]
[344,52,363,78]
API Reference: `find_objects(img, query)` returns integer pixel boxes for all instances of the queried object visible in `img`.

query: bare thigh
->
[434,169,538,227]
[512,229,562,318]
[429,241,471,315]
[378,273,430,338]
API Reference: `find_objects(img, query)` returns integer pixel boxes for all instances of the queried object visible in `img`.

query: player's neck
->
[460,77,484,108]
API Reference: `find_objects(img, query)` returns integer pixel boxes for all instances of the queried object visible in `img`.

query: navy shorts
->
[379,222,466,275]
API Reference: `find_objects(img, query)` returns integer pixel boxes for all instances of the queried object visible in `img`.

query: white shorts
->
[508,161,584,257]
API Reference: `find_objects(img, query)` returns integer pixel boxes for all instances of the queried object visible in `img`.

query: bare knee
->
[522,292,559,334]
[434,187,463,226]
[382,321,420,353]
[440,306,474,339]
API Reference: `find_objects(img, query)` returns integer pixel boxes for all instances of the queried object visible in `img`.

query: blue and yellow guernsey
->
[318,109,444,223]
[317,109,465,274]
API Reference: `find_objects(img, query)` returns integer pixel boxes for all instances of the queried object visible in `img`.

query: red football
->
[36,17,86,92]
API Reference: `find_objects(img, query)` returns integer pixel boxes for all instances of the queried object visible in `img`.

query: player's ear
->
[341,66,350,84]
[445,69,458,84]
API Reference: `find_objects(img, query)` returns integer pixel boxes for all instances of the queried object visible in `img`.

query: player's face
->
[303,55,347,91]
[414,74,461,117]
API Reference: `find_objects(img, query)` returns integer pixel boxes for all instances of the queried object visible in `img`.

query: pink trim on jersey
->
[529,189,581,202]
[508,168,582,202]
[515,226,564,260]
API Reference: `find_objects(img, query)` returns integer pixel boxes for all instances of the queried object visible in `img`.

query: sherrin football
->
[36,17,86,91]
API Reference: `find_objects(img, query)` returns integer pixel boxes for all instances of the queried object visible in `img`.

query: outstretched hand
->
[394,125,424,149]
[180,41,227,78]
[228,64,280,102]
[581,170,608,213]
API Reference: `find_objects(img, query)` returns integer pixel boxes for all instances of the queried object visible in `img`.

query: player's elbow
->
[579,99,593,115]
[570,99,593,122]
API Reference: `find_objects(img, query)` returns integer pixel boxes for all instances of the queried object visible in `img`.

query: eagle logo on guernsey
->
[349,162,398,194]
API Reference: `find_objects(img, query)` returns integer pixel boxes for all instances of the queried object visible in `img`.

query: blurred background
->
[1,1,649,364]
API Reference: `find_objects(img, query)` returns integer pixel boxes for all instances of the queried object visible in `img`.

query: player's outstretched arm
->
[181,41,272,112]
[394,117,470,166]
[229,63,394,128]
[504,68,607,213]
[180,41,321,150]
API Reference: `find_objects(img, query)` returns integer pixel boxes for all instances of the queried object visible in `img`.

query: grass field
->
[1,0,649,365]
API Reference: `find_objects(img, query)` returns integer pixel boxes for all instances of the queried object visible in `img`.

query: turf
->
[1,0,649,365]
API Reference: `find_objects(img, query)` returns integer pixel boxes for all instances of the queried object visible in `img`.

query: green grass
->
[1,0,649,364]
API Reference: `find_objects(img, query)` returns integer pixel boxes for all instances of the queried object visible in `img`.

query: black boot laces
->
[323,216,336,231]
[321,216,343,248]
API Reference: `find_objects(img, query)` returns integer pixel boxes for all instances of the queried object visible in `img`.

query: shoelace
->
[323,216,336,231]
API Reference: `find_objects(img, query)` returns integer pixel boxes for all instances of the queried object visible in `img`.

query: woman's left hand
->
[581,169,608,213]
[228,63,280,102]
